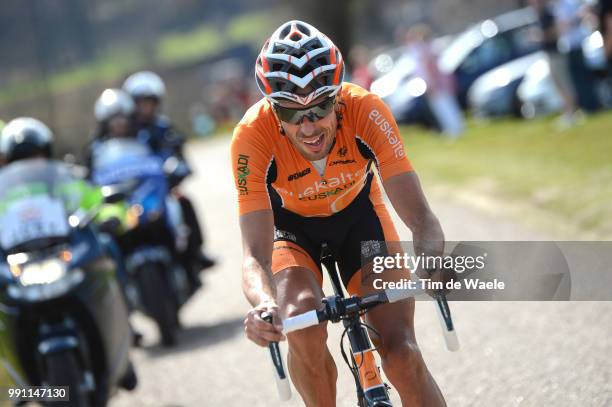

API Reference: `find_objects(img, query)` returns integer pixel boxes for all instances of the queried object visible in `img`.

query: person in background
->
[88,87,206,294]
[0,117,54,163]
[404,24,464,137]
[1,116,141,345]
[93,88,136,140]
[0,119,5,166]
[348,45,374,90]
[599,0,612,76]
[554,0,600,112]
[122,71,216,275]
[530,0,581,127]
[83,88,136,170]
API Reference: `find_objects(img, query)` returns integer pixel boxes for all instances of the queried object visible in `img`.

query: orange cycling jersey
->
[230,82,413,217]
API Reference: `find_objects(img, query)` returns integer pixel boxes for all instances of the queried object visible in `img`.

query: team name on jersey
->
[368,109,405,158]
[236,154,250,195]
[275,169,365,199]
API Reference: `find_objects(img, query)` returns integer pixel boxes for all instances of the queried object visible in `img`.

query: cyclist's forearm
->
[242,256,277,306]
[411,210,445,259]
[383,172,445,257]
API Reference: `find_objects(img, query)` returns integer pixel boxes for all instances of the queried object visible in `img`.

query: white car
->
[518,31,608,118]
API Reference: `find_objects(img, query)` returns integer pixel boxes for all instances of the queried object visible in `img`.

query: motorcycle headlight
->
[19,258,67,286]
[7,257,84,302]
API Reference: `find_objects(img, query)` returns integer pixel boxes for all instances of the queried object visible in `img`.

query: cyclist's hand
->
[244,301,286,347]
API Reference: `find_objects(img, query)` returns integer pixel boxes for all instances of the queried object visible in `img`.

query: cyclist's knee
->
[381,339,426,380]
[285,307,328,358]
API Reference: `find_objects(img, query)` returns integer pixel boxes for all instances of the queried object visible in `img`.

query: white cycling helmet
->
[0,117,53,163]
[94,88,135,122]
[122,71,166,99]
[255,20,345,105]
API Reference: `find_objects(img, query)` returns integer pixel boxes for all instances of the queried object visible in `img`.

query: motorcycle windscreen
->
[90,139,165,186]
[0,159,75,253]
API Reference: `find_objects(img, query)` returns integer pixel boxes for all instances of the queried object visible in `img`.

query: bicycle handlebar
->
[282,310,321,334]
[282,286,424,334]
[282,286,460,352]
[261,312,292,401]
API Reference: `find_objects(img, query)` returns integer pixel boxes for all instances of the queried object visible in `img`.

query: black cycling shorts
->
[270,179,399,295]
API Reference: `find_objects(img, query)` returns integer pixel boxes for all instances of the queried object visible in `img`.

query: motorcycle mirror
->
[163,156,180,175]
[101,185,127,204]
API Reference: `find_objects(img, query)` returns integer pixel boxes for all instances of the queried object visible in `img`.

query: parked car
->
[371,7,541,127]
[469,31,609,119]
[439,7,541,106]
[468,52,546,118]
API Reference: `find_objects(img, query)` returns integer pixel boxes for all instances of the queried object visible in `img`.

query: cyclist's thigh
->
[343,201,416,341]
[340,197,404,296]
[273,264,326,319]
[271,234,325,317]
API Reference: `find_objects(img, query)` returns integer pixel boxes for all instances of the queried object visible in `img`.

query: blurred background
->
[0,0,549,150]
[1,2,612,406]
[1,0,610,239]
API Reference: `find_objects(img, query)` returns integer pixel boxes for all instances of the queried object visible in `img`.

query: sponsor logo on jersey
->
[237,154,250,195]
[288,167,311,181]
[368,109,405,158]
[275,168,368,202]
[300,170,361,197]
[297,180,357,201]
[329,159,357,166]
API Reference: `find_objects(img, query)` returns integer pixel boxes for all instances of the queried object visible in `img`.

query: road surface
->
[112,137,612,407]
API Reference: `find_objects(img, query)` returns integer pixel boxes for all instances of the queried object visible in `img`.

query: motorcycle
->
[90,139,195,346]
[0,159,137,407]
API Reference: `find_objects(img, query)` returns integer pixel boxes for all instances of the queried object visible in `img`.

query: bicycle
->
[264,243,459,406]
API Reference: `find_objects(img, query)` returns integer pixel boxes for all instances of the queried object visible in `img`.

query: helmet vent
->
[296,23,310,35]
[304,38,323,51]
[280,26,291,38]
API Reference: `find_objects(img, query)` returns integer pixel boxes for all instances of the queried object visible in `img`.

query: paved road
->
[112,137,612,407]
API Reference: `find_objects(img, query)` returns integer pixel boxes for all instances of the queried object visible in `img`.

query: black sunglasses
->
[273,97,336,125]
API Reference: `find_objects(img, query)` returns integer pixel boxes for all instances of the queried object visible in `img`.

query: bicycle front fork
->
[345,318,393,406]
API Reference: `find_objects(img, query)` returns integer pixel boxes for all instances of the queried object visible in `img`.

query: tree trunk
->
[292,0,353,59]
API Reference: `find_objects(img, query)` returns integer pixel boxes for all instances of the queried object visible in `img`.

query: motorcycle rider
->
[88,88,204,293]
[0,116,138,391]
[2,115,146,338]
[85,88,137,168]
[1,115,130,261]
[122,71,215,279]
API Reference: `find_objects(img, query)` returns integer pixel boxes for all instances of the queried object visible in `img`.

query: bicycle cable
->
[339,319,384,383]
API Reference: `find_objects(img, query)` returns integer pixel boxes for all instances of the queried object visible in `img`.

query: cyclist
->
[232,21,446,406]
[122,71,215,274]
